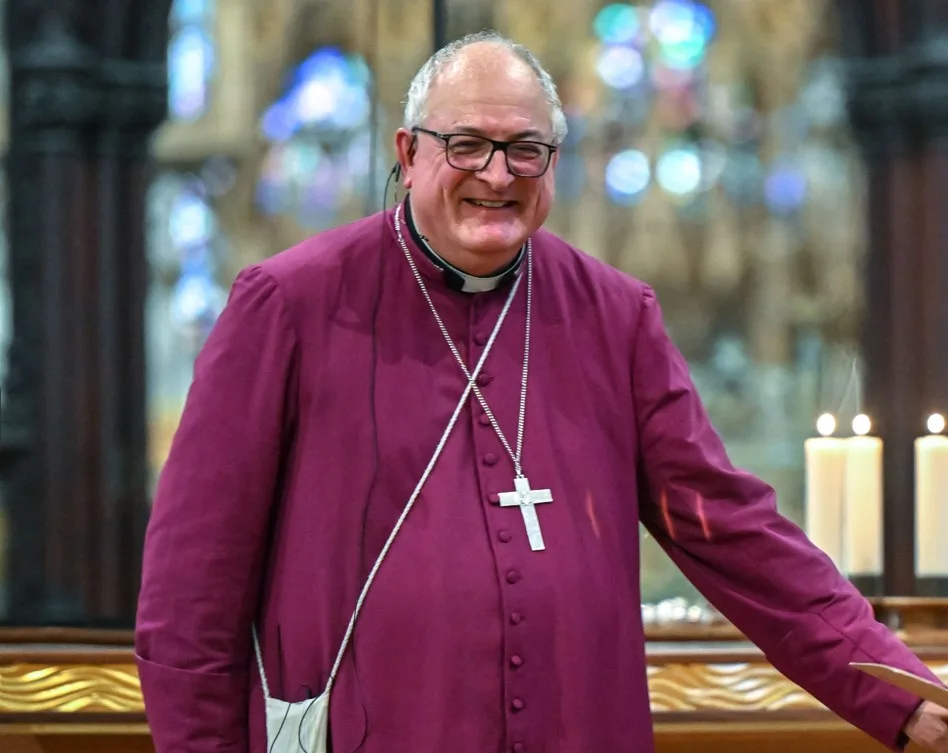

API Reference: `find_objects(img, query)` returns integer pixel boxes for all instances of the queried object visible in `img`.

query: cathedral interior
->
[2,0,948,751]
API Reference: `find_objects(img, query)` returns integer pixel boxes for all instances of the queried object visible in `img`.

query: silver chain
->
[394,204,531,478]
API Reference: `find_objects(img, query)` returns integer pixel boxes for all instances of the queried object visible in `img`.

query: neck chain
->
[394,203,532,478]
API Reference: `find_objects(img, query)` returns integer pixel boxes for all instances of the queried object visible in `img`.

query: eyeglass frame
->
[411,126,558,178]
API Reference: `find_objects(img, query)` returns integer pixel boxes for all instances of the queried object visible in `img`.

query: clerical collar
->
[403,197,524,293]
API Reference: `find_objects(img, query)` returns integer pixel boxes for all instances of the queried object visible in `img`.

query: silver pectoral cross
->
[498,476,553,551]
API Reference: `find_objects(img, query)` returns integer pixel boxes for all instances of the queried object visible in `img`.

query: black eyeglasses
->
[412,127,557,178]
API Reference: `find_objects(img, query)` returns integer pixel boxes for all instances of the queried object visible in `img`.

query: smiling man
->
[135,31,948,753]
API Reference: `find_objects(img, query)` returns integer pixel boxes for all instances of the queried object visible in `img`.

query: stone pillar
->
[0,1,170,625]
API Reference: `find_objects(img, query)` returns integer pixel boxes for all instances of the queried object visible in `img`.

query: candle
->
[843,414,883,576]
[804,413,846,568]
[916,413,948,576]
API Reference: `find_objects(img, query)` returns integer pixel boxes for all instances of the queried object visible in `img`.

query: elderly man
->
[135,30,948,753]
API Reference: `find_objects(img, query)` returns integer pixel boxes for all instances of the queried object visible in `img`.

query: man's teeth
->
[470,200,509,207]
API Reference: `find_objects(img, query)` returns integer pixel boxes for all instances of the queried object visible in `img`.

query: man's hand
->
[905,701,948,751]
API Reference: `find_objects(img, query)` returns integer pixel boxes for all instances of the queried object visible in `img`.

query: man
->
[135,30,948,753]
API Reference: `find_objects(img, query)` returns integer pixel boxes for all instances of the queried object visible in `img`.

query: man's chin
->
[461,235,526,259]
[458,224,528,252]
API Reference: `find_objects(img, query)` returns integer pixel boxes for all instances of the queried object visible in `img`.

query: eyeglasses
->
[412,127,557,178]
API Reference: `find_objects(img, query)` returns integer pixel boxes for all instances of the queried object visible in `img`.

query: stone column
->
[0,1,170,625]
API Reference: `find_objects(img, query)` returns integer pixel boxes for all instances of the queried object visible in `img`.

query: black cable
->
[433,0,448,51]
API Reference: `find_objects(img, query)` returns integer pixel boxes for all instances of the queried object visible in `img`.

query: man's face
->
[395,47,559,274]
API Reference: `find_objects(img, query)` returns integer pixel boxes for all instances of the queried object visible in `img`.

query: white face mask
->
[264,691,330,753]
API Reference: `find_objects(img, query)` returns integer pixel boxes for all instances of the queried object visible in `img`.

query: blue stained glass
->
[261,100,298,141]
[169,193,215,248]
[169,271,226,334]
[596,46,646,90]
[605,149,651,205]
[660,36,707,69]
[261,47,373,141]
[650,1,716,51]
[656,146,702,196]
[171,0,213,26]
[692,4,717,42]
[764,165,808,215]
[293,48,347,87]
[257,45,378,225]
[168,27,215,121]
[255,180,285,214]
[179,244,215,276]
[593,5,642,45]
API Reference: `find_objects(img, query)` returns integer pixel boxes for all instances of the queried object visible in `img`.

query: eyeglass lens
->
[446,135,550,176]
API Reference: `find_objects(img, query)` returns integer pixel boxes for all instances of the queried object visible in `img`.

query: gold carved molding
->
[649,660,948,713]
[2,655,948,718]
[0,664,144,715]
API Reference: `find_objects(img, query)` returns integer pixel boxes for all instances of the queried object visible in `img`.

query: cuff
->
[136,653,250,753]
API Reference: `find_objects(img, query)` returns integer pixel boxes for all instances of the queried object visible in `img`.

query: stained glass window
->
[145,171,230,482]
[257,46,389,230]
[496,0,863,615]
[592,2,717,206]
[145,0,228,481]
[168,0,216,122]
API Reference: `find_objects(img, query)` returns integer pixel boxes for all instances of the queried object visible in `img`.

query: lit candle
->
[804,413,846,568]
[915,413,948,576]
[843,414,883,577]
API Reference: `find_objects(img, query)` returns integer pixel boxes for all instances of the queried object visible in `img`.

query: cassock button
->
[478,413,492,426]
[510,654,524,669]
[506,570,521,584]
[511,698,525,712]
[512,743,526,753]
[510,612,523,625]
[476,373,493,387]
[484,453,499,466]
[488,493,500,505]
[498,530,512,543]
[474,332,489,346]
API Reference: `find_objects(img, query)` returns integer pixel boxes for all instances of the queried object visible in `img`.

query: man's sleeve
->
[631,284,932,751]
[135,265,299,752]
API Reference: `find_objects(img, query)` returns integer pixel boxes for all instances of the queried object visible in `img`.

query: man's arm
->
[135,265,299,752]
[630,284,933,751]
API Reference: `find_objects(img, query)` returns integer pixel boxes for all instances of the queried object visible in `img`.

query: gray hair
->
[403,30,569,145]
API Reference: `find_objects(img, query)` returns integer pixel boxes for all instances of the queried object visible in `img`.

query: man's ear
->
[394,128,416,189]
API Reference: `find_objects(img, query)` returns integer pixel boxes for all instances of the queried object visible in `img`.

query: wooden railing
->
[2,621,947,753]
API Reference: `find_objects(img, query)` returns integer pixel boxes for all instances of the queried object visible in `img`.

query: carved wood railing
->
[2,631,947,728]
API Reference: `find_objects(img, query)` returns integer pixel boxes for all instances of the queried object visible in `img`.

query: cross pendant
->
[498,475,553,551]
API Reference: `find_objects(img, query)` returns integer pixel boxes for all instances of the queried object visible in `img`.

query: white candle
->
[804,413,846,569]
[916,413,948,576]
[843,414,883,576]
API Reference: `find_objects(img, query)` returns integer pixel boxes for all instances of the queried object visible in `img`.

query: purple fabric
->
[136,203,936,753]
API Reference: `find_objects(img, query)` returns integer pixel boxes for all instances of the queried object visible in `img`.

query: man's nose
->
[478,150,515,188]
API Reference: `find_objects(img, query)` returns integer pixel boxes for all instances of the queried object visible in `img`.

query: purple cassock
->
[136,200,938,753]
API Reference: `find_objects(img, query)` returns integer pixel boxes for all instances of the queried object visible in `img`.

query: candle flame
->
[928,413,946,435]
[853,414,871,436]
[816,413,836,437]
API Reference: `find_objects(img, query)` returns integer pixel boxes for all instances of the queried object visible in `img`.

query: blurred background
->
[0,0,942,628]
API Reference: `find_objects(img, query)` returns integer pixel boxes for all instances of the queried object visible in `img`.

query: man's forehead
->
[424,99,551,140]
[431,47,542,100]
[424,53,550,135]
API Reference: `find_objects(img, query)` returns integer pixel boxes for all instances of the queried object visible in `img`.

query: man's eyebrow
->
[451,125,550,141]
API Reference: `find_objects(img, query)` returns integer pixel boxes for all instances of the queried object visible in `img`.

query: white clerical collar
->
[417,234,524,293]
